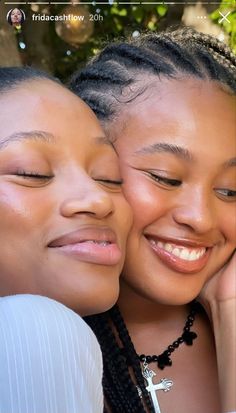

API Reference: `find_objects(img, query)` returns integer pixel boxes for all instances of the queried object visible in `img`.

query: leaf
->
[157,5,168,17]
[210,9,221,21]
[110,6,127,16]
[147,21,157,31]
[118,8,128,17]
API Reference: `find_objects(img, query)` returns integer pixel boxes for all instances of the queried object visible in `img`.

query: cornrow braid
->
[70,27,236,126]
[78,27,236,412]
[165,27,236,70]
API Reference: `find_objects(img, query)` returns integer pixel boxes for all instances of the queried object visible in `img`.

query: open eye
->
[148,172,181,188]
[215,188,236,201]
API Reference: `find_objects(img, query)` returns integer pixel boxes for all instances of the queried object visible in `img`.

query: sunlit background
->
[0,0,235,80]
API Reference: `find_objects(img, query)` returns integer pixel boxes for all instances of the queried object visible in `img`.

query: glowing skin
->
[0,80,132,316]
[113,78,236,306]
[10,8,22,24]
[110,78,235,412]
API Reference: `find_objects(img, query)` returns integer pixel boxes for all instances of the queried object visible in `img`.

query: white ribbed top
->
[0,294,103,413]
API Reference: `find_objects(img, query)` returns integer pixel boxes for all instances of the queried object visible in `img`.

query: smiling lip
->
[145,235,212,274]
[48,227,122,266]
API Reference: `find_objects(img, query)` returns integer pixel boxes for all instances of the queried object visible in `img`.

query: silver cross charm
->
[142,361,173,413]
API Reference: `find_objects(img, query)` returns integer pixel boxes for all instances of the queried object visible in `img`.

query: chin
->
[73,284,120,317]
[164,282,204,305]
[129,278,203,307]
[156,293,200,306]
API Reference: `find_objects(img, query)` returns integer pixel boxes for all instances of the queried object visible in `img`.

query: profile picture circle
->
[7,8,25,26]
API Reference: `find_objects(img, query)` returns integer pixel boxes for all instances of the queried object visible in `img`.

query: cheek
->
[0,187,30,220]
[116,197,133,234]
[110,193,133,247]
[204,208,236,282]
[218,205,236,245]
[0,184,51,232]
[122,171,168,229]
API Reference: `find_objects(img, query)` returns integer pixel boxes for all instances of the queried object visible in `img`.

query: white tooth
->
[149,239,156,246]
[95,241,108,246]
[179,249,190,260]
[157,241,164,248]
[172,248,181,258]
[189,250,198,261]
[199,248,206,257]
[164,243,173,253]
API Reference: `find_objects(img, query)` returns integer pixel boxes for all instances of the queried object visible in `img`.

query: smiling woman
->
[71,27,236,413]
[0,67,132,412]
[0,67,132,314]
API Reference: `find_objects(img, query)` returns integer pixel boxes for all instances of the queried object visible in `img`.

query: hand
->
[198,251,236,319]
[199,252,236,411]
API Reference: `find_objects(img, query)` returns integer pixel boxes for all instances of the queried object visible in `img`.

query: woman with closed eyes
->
[71,27,236,413]
[0,67,132,413]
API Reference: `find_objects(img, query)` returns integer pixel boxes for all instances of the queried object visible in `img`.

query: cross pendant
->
[142,361,173,413]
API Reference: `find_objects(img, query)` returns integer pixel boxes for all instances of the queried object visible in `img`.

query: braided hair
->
[73,27,236,413]
[70,27,236,127]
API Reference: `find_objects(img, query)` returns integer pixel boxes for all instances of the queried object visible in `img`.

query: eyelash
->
[149,172,181,187]
[148,173,236,199]
[96,179,123,186]
[15,171,53,180]
[15,172,123,186]
[215,188,236,200]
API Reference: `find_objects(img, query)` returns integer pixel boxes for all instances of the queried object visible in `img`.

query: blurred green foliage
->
[49,3,168,79]
[51,1,235,80]
[210,0,236,53]
[18,1,235,80]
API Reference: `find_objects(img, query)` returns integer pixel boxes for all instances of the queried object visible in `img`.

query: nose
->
[172,187,216,235]
[60,176,114,220]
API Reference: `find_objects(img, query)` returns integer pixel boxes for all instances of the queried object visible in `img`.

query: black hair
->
[85,306,154,413]
[0,66,60,94]
[7,8,25,26]
[73,27,236,413]
[70,27,236,127]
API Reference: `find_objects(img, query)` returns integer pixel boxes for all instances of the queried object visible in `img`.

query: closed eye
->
[14,171,53,180]
[96,178,123,186]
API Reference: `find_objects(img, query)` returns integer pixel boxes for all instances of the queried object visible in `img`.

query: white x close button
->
[218,11,231,24]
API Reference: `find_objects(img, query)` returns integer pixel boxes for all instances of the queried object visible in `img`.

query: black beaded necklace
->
[112,301,200,413]
[138,300,199,370]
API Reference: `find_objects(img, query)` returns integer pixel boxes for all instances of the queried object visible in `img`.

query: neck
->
[118,279,189,323]
[117,279,191,355]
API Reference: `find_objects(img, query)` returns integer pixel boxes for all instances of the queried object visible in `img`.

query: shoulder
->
[0,294,101,357]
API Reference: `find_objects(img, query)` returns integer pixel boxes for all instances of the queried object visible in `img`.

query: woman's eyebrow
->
[134,142,193,161]
[0,131,54,150]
